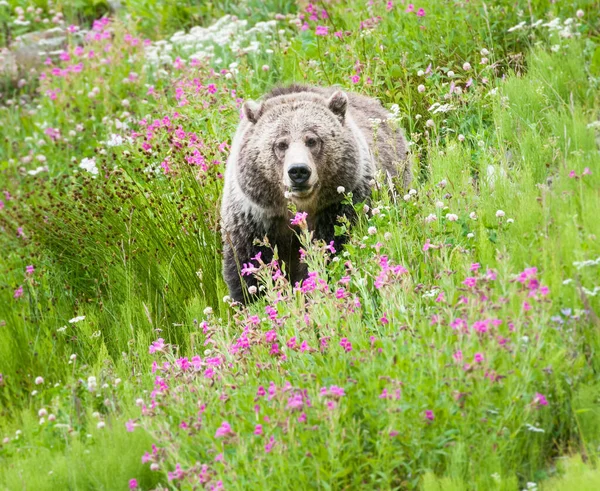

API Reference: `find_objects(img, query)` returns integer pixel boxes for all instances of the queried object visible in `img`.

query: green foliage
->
[1,0,600,489]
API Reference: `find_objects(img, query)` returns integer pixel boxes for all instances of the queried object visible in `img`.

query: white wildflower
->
[27,166,48,176]
[79,157,98,176]
[106,134,124,147]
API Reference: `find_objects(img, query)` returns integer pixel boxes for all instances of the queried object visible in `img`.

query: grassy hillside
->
[1,0,600,489]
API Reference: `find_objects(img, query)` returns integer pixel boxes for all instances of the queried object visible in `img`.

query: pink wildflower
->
[215,421,233,438]
[129,479,138,489]
[339,338,353,352]
[463,277,477,288]
[534,392,548,407]
[149,338,165,354]
[406,4,414,12]
[265,436,276,453]
[329,385,345,397]
[126,419,135,432]
[425,410,434,421]
[14,286,23,299]
[474,352,484,363]
[416,8,426,16]
[291,211,308,226]
[160,160,171,174]
[315,25,328,36]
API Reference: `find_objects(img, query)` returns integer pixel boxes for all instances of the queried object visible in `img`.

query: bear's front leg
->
[313,201,358,253]
[222,232,273,305]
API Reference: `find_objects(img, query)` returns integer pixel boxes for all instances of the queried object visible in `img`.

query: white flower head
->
[79,157,98,176]
[106,134,124,147]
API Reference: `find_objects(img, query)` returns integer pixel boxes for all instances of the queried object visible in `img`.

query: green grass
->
[1,0,600,489]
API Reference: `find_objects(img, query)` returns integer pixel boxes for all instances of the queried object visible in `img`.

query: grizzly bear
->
[221,84,410,303]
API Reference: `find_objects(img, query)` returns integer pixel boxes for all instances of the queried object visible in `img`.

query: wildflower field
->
[1,0,600,489]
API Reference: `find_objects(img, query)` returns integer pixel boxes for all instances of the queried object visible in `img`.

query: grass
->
[1,0,600,489]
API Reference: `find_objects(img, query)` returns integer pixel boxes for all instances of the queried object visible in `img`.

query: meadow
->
[1,0,600,489]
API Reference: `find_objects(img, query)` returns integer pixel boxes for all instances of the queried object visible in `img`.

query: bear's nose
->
[288,164,311,185]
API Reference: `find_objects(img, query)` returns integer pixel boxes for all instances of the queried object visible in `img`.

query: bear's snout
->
[288,164,312,186]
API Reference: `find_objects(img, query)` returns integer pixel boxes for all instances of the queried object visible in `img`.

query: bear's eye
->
[305,137,318,148]
[276,141,288,151]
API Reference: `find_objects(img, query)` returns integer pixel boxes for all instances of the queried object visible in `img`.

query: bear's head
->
[237,90,361,214]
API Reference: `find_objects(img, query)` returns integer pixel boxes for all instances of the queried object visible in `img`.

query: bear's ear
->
[243,100,262,124]
[327,91,348,122]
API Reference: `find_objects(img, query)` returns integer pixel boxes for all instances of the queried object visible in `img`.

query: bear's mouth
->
[289,185,315,200]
